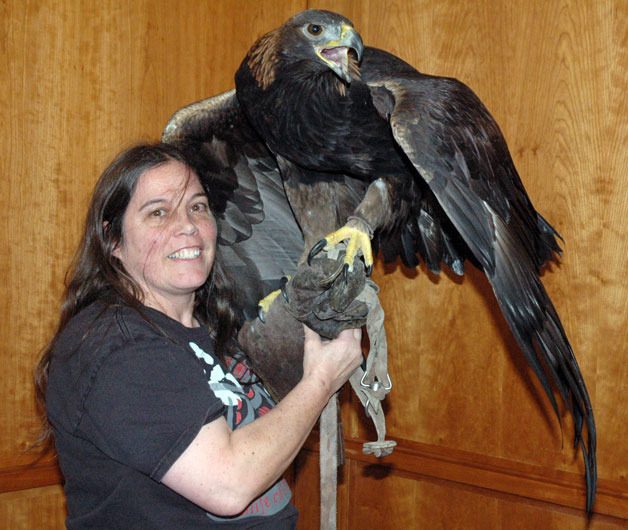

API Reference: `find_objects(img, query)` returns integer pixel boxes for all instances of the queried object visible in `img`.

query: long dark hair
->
[34,142,239,441]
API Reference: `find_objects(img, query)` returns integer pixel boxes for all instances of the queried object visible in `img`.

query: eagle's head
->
[244,10,364,90]
[283,10,364,84]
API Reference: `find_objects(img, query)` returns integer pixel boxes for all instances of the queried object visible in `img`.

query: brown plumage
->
[246,32,280,89]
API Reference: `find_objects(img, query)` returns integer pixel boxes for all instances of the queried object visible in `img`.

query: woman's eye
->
[307,24,323,35]
[191,202,209,213]
[150,208,166,218]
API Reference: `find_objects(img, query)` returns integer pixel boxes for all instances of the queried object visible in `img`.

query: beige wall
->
[1,1,626,527]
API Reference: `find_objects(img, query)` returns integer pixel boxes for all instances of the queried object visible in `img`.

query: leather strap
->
[319,395,338,530]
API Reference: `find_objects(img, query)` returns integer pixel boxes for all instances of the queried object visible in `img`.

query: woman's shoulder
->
[61,301,150,343]
[52,301,172,368]
[56,300,216,366]
[47,301,217,434]
[46,301,155,430]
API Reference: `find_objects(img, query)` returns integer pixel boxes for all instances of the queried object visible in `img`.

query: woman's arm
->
[161,326,362,515]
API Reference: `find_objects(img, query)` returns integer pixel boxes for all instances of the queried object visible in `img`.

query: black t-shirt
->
[46,301,298,529]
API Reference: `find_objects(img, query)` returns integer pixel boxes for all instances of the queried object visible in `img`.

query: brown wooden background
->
[1,0,626,528]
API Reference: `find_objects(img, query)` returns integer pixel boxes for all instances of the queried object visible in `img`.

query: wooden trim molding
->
[0,458,62,494]
[304,436,627,520]
[3,438,625,521]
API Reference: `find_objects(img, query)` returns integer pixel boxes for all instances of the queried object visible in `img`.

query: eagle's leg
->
[308,178,393,282]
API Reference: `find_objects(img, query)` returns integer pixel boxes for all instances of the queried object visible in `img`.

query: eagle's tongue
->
[322,46,349,67]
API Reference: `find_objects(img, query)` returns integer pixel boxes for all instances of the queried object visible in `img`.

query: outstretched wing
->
[162,90,304,319]
[367,60,596,508]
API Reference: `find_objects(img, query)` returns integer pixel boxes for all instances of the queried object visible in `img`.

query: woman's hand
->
[302,325,363,398]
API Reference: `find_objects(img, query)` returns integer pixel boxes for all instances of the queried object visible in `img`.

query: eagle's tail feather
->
[489,215,597,512]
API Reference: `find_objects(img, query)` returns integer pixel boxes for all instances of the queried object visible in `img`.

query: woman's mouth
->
[168,248,201,260]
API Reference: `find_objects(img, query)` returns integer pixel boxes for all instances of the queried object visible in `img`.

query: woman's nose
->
[175,210,198,234]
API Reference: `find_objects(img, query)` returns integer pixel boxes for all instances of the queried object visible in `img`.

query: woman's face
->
[113,160,217,309]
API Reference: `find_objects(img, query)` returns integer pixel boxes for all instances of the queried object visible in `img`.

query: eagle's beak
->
[317,24,364,84]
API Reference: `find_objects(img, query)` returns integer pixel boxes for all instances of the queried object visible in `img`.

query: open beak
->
[316,24,364,84]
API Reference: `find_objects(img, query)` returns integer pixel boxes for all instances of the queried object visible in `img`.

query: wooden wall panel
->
[1,0,626,527]
[0,486,66,529]
[294,445,628,530]
[344,459,627,530]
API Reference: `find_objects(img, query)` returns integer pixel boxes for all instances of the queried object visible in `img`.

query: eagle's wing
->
[370,72,596,508]
[162,90,304,319]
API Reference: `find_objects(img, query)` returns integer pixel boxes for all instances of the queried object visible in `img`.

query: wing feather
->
[381,74,596,509]
[162,91,304,318]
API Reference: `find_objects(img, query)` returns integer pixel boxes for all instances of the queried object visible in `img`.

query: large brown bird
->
[163,9,596,511]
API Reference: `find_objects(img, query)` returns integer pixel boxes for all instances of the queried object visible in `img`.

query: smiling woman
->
[33,143,363,529]
[112,160,218,326]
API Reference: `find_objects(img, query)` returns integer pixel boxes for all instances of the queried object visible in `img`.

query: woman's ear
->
[103,221,121,259]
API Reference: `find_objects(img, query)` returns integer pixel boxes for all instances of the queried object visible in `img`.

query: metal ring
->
[360,371,393,391]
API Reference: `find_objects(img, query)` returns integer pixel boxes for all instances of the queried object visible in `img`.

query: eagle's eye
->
[307,24,323,36]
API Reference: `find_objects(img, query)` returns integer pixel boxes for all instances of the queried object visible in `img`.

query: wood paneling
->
[295,441,628,530]
[1,0,626,527]
[0,454,61,494]
[344,458,627,530]
[0,486,66,530]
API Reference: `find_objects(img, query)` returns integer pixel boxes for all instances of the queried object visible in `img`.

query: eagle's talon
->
[280,276,291,302]
[257,305,266,323]
[366,264,373,277]
[308,239,328,265]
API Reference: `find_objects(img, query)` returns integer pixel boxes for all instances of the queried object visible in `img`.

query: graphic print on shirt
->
[188,342,291,522]
[189,342,241,406]
[188,341,274,429]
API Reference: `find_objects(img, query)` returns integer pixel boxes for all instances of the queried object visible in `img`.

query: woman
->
[35,143,362,528]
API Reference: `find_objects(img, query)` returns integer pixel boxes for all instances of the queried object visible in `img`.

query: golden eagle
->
[163,9,596,511]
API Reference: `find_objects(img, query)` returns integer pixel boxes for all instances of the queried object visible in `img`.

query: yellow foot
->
[257,277,291,322]
[307,222,374,275]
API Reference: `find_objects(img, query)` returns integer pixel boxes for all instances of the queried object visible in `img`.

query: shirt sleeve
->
[78,336,225,480]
